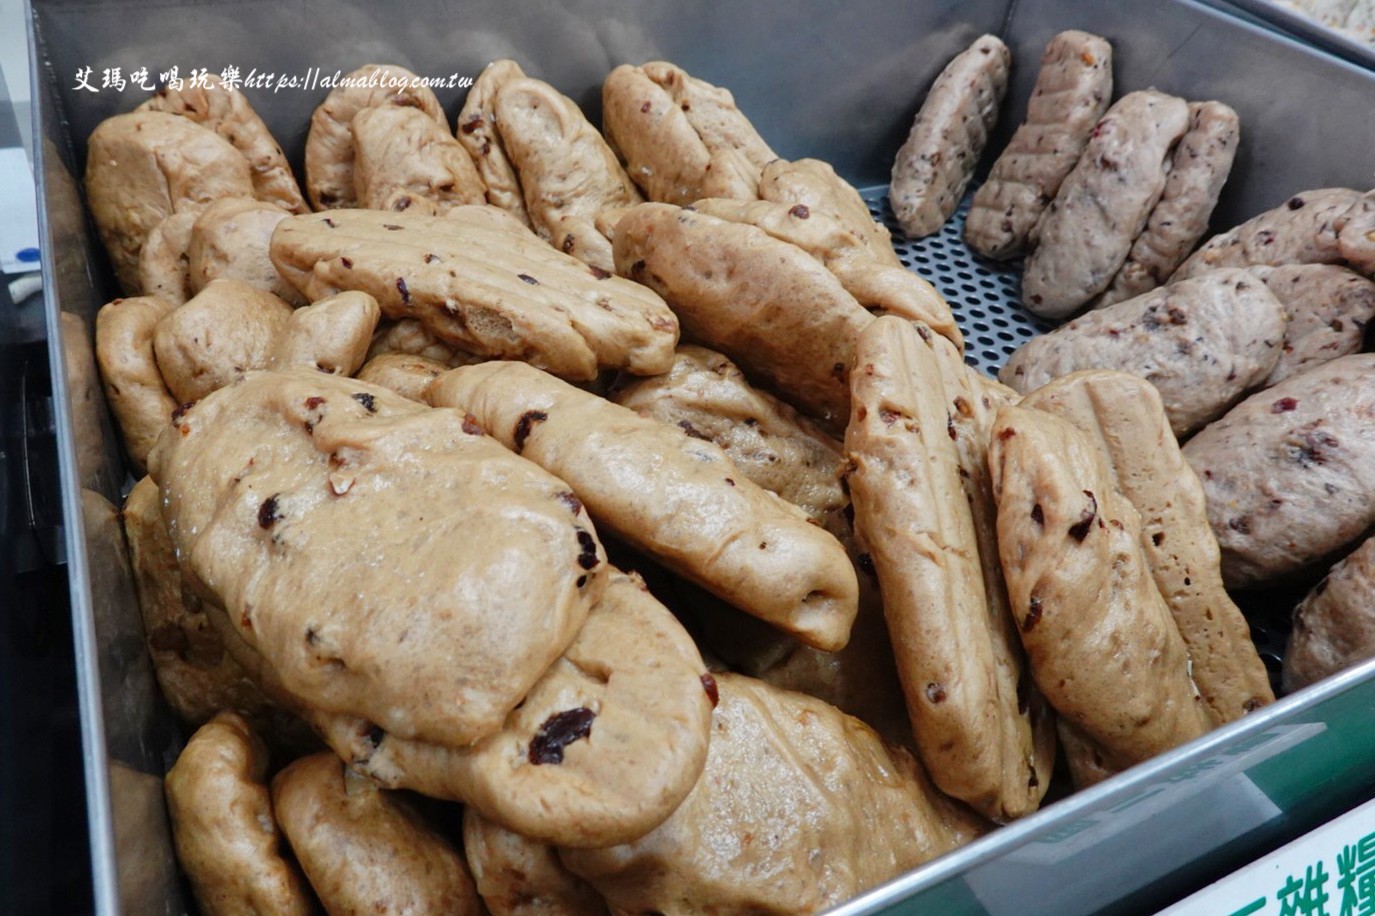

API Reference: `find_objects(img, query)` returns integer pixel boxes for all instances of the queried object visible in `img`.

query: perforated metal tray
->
[863,187,1047,378]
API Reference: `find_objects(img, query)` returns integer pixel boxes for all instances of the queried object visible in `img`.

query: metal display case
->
[1213,0,1375,72]
[0,48,93,916]
[24,0,1375,912]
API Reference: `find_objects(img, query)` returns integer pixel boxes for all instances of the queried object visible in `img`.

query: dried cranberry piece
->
[700,673,719,707]
[575,530,599,570]
[1295,430,1340,467]
[258,495,281,529]
[528,707,596,765]
[513,410,548,453]
[677,419,711,441]
[1068,491,1097,542]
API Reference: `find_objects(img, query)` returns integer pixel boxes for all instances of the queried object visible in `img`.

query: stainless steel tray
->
[1209,0,1375,71]
[25,0,1375,912]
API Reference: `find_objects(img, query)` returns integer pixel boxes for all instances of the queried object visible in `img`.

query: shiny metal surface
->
[30,11,119,915]
[1210,0,1375,71]
[25,0,1375,913]
[834,657,1375,915]
[31,0,1007,191]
